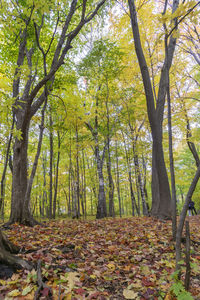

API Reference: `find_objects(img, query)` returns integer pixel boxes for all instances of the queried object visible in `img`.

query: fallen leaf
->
[7,289,21,297]
[123,289,139,299]
[22,285,33,296]
[66,272,79,291]
[107,263,115,271]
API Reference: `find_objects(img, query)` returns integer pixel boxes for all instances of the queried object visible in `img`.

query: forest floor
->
[0,216,200,300]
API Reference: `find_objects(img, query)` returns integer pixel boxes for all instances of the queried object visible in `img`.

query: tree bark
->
[23,101,47,224]
[85,90,107,219]
[122,132,139,216]
[9,118,35,225]
[0,229,32,270]
[53,131,61,219]
[49,106,54,219]
[81,150,87,218]
[96,150,107,219]
[133,146,148,216]
[106,144,115,217]
[42,153,47,217]
[165,34,177,239]
[75,124,80,218]
[115,140,122,217]
[128,0,180,219]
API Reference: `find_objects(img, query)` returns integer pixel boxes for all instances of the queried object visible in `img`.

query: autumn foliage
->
[0,217,199,299]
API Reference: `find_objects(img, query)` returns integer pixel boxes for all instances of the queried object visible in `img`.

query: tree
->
[0,0,107,226]
[127,0,182,219]
[78,39,123,218]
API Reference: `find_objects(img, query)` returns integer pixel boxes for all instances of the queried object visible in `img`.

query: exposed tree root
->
[0,229,32,271]
[4,216,42,227]
[34,260,53,300]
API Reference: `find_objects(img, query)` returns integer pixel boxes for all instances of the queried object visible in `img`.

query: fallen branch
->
[34,259,53,300]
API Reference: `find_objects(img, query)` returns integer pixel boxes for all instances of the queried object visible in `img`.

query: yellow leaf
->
[66,292,72,300]
[107,263,115,271]
[164,292,172,300]
[0,279,19,286]
[7,289,21,296]
[7,280,19,285]
[0,280,6,285]
[123,289,139,299]
[90,274,96,280]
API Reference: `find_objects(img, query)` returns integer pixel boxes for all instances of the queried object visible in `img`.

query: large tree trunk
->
[9,108,42,226]
[151,131,172,219]
[128,0,179,219]
[9,118,36,225]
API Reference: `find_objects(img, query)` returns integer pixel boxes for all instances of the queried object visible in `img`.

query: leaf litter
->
[0,216,200,299]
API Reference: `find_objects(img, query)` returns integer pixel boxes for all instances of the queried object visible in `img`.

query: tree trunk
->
[165,33,177,239]
[49,107,53,219]
[142,155,149,211]
[53,131,61,219]
[9,118,36,226]
[42,153,47,217]
[133,148,148,216]
[82,150,87,218]
[128,0,179,219]
[122,132,139,216]
[96,154,107,219]
[75,124,80,219]
[85,92,107,219]
[106,147,115,217]
[0,229,32,270]
[24,102,46,222]
[151,133,172,218]
[105,94,114,217]
[68,132,72,217]
[115,140,122,217]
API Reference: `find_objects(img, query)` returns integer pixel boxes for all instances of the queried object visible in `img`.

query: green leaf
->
[22,285,33,296]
